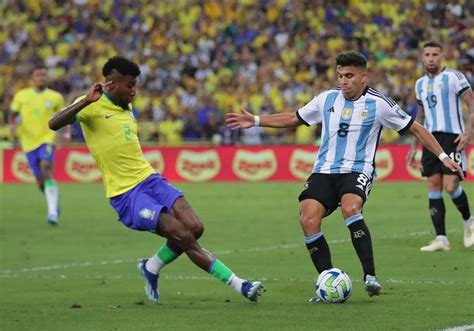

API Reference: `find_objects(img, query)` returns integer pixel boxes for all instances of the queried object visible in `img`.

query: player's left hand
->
[442,157,465,180]
[406,148,417,166]
[454,131,471,152]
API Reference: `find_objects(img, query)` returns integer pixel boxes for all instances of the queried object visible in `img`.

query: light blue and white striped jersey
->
[415,68,471,134]
[297,87,413,179]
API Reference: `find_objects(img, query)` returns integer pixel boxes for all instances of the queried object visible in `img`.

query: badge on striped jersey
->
[342,108,352,119]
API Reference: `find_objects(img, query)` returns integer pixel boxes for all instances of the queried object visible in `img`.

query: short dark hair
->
[32,64,47,72]
[335,51,367,69]
[102,56,141,78]
[423,41,443,50]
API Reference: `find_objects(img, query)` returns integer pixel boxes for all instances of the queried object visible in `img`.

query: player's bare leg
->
[142,198,204,279]
[171,198,204,239]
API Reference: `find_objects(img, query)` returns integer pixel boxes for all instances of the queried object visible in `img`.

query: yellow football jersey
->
[10,87,64,152]
[77,94,155,198]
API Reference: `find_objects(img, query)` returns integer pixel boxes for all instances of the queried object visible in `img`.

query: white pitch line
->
[0,229,460,277]
[442,324,474,331]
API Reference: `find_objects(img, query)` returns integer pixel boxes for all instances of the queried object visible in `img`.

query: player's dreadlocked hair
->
[423,41,443,50]
[102,56,141,78]
[335,51,367,69]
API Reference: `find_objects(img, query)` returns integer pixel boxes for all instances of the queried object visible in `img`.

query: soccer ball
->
[315,268,352,303]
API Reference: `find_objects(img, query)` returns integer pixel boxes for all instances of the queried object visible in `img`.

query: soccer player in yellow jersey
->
[49,56,264,303]
[9,65,69,225]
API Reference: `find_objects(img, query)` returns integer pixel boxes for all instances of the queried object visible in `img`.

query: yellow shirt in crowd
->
[10,87,64,152]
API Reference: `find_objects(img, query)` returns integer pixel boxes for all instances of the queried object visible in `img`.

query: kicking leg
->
[144,197,203,274]
[151,211,263,302]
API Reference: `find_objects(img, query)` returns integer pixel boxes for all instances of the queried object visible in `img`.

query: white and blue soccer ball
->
[315,268,352,303]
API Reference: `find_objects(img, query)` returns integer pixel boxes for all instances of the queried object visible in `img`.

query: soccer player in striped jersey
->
[227,51,463,299]
[8,65,69,225]
[407,41,474,251]
[48,56,263,303]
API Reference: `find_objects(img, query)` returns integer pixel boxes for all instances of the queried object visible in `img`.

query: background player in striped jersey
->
[407,41,474,251]
[8,65,69,225]
[48,56,264,303]
[227,51,463,300]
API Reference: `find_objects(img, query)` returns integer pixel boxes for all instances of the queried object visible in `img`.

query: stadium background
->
[1,2,474,330]
[1,0,473,147]
[1,0,473,183]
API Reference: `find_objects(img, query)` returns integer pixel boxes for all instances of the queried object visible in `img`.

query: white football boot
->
[420,238,450,252]
[463,217,474,248]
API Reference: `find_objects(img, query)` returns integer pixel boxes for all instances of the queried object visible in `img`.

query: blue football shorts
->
[25,143,55,178]
[109,173,184,232]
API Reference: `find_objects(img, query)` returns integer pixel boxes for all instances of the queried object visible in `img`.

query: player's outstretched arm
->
[49,82,108,131]
[225,108,302,130]
[408,121,465,179]
[454,90,474,152]
[406,105,425,166]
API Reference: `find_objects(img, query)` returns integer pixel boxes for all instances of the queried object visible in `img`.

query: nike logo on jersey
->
[105,115,113,119]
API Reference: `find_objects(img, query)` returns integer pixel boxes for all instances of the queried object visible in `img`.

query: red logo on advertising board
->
[374,149,394,180]
[11,151,35,183]
[233,150,277,181]
[289,149,314,180]
[176,150,220,182]
[144,151,165,174]
[65,151,101,182]
[406,148,424,180]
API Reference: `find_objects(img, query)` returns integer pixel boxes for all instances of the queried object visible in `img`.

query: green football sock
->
[156,243,180,264]
[208,259,234,284]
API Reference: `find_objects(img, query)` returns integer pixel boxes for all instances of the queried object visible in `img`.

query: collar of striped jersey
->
[344,85,369,102]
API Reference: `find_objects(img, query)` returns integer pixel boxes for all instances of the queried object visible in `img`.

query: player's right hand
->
[85,82,112,103]
[226,108,255,130]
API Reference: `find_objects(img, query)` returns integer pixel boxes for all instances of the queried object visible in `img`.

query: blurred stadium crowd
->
[1,0,473,146]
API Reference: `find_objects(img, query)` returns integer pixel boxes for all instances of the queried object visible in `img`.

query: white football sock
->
[45,182,59,216]
[228,274,245,293]
[436,235,448,243]
[145,255,164,274]
[463,216,472,225]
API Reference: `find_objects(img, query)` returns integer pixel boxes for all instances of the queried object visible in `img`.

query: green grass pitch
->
[1,181,473,330]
